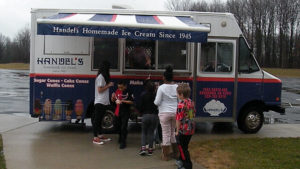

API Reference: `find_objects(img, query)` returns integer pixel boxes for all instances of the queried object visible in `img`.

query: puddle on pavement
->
[12,71,29,77]
[282,87,300,94]
[15,87,29,90]
[264,116,288,124]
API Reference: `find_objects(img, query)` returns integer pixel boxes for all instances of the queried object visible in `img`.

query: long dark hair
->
[163,65,173,82]
[145,80,155,94]
[97,61,111,83]
[144,80,156,102]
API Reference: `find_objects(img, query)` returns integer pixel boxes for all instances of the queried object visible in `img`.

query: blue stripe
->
[47,13,74,19]
[37,23,208,43]
[176,16,202,27]
[136,15,159,24]
[89,14,114,22]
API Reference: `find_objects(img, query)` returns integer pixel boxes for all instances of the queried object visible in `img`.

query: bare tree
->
[14,26,30,63]
[0,33,6,62]
[190,0,209,12]
[165,0,193,11]
[209,0,226,12]
[287,0,300,67]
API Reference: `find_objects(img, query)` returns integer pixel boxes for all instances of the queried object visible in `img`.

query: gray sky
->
[0,0,167,39]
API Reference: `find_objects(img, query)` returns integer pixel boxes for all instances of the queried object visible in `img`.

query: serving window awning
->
[37,13,210,43]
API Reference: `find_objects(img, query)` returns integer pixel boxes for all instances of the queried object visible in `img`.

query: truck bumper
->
[266,105,285,115]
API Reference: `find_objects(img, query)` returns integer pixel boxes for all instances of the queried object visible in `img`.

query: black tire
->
[101,110,116,133]
[237,106,264,133]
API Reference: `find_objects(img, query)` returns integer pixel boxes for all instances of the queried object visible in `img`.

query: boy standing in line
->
[175,83,196,169]
[111,80,134,149]
[138,80,158,156]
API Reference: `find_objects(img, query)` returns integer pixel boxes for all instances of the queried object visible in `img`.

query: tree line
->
[1,1,300,68]
[0,27,30,63]
[166,0,300,68]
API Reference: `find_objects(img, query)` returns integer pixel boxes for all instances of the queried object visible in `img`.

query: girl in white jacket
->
[154,65,179,161]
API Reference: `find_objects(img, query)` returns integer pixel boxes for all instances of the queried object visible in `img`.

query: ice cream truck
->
[30,8,284,133]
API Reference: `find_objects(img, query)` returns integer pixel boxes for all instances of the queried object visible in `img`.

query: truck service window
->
[239,37,259,73]
[158,41,187,70]
[93,38,119,70]
[201,42,233,73]
[125,39,155,69]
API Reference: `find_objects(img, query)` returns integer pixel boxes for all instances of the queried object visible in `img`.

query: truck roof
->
[31,8,243,38]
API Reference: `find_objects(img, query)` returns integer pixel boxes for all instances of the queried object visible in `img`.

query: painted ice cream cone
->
[75,99,84,120]
[54,99,62,120]
[43,99,52,120]
[65,100,73,120]
[34,99,42,116]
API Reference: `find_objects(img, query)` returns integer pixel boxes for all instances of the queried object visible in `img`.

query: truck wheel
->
[238,106,264,133]
[101,110,115,133]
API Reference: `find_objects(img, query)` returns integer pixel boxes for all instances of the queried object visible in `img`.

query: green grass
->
[263,68,300,78]
[0,63,29,70]
[190,138,300,169]
[0,135,6,169]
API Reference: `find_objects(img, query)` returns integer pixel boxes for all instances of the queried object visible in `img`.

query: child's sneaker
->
[147,148,153,156]
[175,160,183,168]
[139,146,146,156]
[93,137,104,145]
[98,135,112,142]
[119,143,126,149]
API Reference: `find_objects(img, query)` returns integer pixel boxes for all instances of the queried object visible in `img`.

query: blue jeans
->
[141,114,158,148]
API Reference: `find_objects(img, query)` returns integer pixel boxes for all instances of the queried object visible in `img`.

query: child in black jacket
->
[138,80,159,155]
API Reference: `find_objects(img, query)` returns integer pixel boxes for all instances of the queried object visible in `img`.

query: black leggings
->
[93,103,107,137]
[176,134,193,169]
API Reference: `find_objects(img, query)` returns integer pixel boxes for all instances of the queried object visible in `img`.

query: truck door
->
[237,37,263,110]
[196,39,236,122]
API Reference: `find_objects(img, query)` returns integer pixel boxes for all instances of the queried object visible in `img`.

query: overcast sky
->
[0,0,168,39]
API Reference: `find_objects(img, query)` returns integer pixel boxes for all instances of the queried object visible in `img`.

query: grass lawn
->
[0,135,6,169]
[190,138,300,169]
[263,68,300,78]
[0,63,29,70]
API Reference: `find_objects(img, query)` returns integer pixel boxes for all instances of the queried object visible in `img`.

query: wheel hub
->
[245,111,261,130]
[102,113,113,129]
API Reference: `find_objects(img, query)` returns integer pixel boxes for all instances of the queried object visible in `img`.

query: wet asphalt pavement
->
[0,69,300,124]
[264,77,300,124]
[0,69,29,115]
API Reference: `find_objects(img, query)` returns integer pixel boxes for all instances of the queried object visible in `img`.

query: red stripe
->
[111,14,117,22]
[239,78,281,83]
[111,75,192,81]
[30,73,96,78]
[197,77,234,82]
[238,78,262,83]
[29,74,192,81]
[29,74,281,83]
[62,13,77,19]
[197,77,281,83]
[263,78,282,83]
[153,16,163,24]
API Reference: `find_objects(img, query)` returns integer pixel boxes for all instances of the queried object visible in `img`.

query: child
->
[175,83,196,169]
[111,80,134,149]
[138,80,158,156]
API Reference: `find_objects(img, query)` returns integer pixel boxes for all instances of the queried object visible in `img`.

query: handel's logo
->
[203,99,227,116]
[37,57,83,66]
